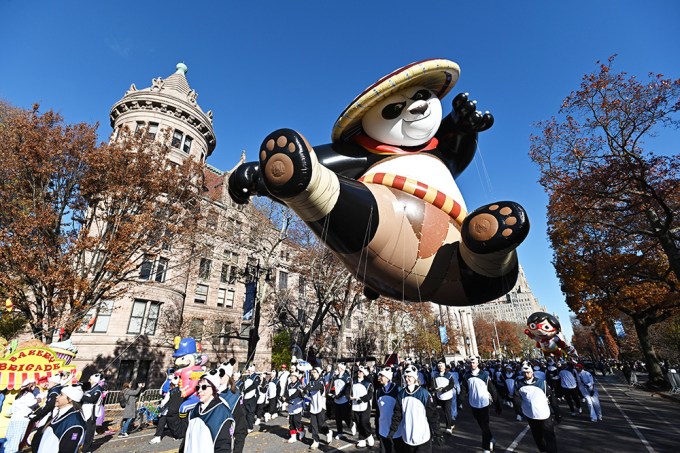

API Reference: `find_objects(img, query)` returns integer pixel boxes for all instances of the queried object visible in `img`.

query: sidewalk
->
[608,369,680,403]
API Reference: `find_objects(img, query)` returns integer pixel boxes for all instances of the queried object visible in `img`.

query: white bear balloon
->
[229,59,529,306]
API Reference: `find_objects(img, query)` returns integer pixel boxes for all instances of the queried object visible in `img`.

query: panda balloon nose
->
[408,100,429,115]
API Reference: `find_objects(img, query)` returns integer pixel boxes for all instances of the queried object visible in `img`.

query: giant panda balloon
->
[229,59,529,306]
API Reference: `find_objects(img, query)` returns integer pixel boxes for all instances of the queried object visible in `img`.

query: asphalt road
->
[89,373,680,453]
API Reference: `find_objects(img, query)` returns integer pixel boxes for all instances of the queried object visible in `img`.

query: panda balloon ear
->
[228,358,236,366]
[218,369,226,378]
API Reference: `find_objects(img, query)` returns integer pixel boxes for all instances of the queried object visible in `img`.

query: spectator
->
[575,364,602,422]
[119,382,145,437]
[558,362,581,416]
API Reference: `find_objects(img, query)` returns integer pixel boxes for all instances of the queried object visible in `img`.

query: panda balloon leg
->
[257,128,527,306]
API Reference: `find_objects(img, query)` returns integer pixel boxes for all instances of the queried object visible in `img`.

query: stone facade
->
[469,265,545,325]
[69,64,294,388]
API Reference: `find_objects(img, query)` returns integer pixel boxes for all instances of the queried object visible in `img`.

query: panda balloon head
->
[362,86,443,146]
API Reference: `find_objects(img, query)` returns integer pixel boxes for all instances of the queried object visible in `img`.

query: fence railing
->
[102,389,162,420]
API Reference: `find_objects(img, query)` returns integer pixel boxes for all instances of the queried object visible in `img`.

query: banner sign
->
[439,326,448,345]
[614,320,626,337]
[0,347,78,390]
[243,281,256,320]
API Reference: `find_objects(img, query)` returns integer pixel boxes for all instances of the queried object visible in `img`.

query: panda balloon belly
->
[336,183,466,304]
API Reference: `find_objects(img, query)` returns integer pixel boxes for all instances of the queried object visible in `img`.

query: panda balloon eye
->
[411,89,432,101]
[381,102,406,120]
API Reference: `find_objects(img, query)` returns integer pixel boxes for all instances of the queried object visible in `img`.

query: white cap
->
[201,370,222,391]
[521,364,533,372]
[378,367,393,381]
[403,365,418,378]
[89,373,101,383]
[337,363,346,371]
[247,365,255,372]
[61,385,84,402]
[21,378,35,388]
[48,375,62,385]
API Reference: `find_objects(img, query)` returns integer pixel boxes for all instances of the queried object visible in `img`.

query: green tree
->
[271,329,292,369]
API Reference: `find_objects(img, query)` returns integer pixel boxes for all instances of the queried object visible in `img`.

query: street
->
[90,373,679,453]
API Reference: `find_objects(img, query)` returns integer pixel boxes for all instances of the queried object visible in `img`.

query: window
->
[145,302,160,335]
[214,320,232,347]
[155,257,169,283]
[278,271,288,290]
[136,360,151,386]
[171,130,183,148]
[127,300,162,335]
[199,258,212,280]
[93,300,113,333]
[139,255,153,280]
[116,360,135,389]
[195,284,208,304]
[345,317,352,329]
[224,250,238,264]
[217,288,226,307]
[220,264,229,284]
[147,122,158,140]
[207,211,218,229]
[78,300,113,333]
[298,277,306,300]
[134,121,145,135]
[225,289,235,308]
[183,136,193,153]
[189,318,204,341]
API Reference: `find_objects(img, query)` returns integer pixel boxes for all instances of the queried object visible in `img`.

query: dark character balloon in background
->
[229,59,529,306]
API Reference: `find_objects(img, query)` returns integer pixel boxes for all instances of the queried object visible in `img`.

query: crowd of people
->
[140,355,608,453]
[0,355,611,453]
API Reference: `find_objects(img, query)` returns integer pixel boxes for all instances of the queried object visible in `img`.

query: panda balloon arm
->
[313,142,373,179]
[434,93,493,178]
[227,161,270,204]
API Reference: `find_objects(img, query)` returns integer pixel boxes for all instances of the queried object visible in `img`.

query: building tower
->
[109,62,216,165]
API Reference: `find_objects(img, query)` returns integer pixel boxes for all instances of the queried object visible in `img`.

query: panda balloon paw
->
[259,128,315,198]
[452,92,494,132]
[462,201,529,254]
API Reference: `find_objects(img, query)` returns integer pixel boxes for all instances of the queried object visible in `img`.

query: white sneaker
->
[264,413,271,422]
[490,438,495,451]
[357,440,367,448]
[598,415,603,421]
[445,428,453,434]
[578,407,583,414]
[335,434,343,440]
[287,434,297,443]
[299,429,306,440]
[367,435,374,447]
[351,422,357,436]
[516,414,523,421]
[149,437,161,444]
[310,441,319,450]
[248,429,253,433]
[326,430,333,444]
[254,417,261,426]
[271,413,278,420]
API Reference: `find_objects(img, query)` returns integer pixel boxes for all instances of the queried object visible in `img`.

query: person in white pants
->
[575,363,602,422]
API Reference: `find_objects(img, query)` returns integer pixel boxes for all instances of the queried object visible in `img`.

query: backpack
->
[118,392,127,408]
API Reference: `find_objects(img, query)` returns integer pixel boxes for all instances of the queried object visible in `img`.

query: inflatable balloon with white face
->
[525,312,577,357]
[229,59,529,306]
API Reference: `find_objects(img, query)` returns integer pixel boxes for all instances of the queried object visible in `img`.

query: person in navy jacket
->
[374,367,403,453]
[351,366,374,448]
[513,364,561,453]
[461,357,502,453]
[388,365,442,452]
[180,372,235,453]
[36,385,86,453]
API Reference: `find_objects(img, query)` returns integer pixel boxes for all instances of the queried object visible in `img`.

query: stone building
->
[69,64,297,388]
[469,265,545,325]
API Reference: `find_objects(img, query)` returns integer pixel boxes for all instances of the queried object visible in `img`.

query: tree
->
[0,103,204,343]
[271,329,292,370]
[529,57,680,387]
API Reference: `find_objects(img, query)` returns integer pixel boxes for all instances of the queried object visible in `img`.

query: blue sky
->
[2,0,679,342]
